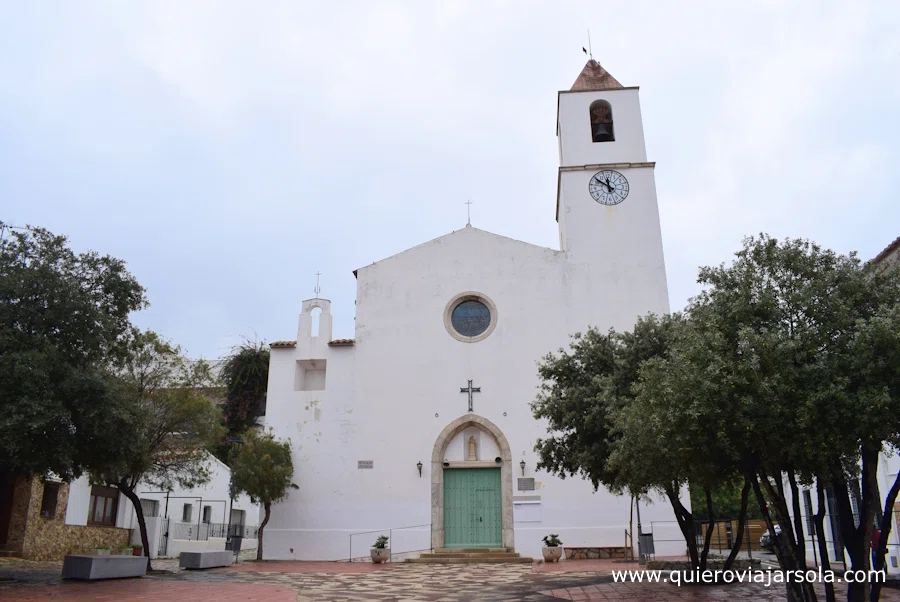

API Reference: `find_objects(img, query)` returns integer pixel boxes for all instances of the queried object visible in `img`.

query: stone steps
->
[406,556,533,564]
[407,548,532,564]
[433,547,511,553]
[420,552,522,559]
[0,549,19,558]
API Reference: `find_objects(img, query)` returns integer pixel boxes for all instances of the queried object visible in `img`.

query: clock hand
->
[604,178,614,193]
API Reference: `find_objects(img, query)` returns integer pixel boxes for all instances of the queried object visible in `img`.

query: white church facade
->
[262,60,685,561]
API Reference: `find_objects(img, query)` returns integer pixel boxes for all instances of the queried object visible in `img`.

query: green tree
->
[231,429,297,560]
[847,304,900,602]
[219,340,270,436]
[531,315,715,564]
[672,235,900,602]
[0,224,146,479]
[89,330,223,570]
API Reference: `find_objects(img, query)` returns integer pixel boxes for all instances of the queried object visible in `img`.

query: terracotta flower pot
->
[542,546,563,562]
[371,547,390,563]
[132,547,143,557]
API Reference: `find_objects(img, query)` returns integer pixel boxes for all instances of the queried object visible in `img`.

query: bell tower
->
[556,60,669,322]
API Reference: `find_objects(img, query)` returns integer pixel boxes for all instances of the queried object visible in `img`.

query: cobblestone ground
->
[3,556,900,601]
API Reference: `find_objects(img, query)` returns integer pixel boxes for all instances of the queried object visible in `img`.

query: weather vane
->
[582,29,593,60]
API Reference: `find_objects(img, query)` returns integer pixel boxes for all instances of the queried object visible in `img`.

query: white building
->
[262,60,685,561]
[118,454,261,559]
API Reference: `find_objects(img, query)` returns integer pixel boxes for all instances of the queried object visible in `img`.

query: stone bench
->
[564,546,631,560]
[179,550,233,569]
[62,555,147,580]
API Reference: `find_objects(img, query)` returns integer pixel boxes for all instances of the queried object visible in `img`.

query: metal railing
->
[348,523,432,562]
[169,521,258,542]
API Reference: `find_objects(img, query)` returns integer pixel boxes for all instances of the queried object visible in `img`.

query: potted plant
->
[542,534,563,562]
[93,545,111,556]
[370,535,390,563]
[131,544,144,557]
[117,546,133,556]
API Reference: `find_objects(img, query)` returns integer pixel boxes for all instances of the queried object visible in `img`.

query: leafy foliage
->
[690,483,762,521]
[0,224,147,478]
[231,428,297,560]
[89,330,223,569]
[542,534,562,547]
[219,340,270,435]
[531,315,680,493]
[373,535,389,549]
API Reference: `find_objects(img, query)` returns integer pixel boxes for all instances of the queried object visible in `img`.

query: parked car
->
[760,525,782,551]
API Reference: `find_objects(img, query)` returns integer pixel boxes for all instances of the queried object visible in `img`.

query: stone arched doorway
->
[430,414,514,550]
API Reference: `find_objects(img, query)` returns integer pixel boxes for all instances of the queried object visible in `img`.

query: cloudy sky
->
[2,1,898,359]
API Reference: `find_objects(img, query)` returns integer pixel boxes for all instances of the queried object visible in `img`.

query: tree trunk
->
[758,468,817,602]
[724,478,751,570]
[815,480,836,602]
[870,471,900,602]
[752,474,810,602]
[257,502,270,561]
[118,484,152,572]
[700,487,714,572]
[665,486,699,569]
[832,475,866,602]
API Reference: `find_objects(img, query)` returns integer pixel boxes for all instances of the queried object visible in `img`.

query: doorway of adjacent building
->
[443,468,502,548]
[0,472,14,546]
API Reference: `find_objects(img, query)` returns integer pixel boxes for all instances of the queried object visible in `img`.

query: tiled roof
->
[570,59,624,91]
[270,340,297,348]
[872,236,900,264]
[328,339,355,347]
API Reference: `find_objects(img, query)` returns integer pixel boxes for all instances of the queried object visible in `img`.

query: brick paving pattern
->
[4,557,900,601]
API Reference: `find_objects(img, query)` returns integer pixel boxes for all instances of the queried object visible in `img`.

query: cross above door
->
[460,380,481,412]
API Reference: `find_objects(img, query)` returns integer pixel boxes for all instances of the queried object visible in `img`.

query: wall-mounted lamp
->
[417,461,423,477]
[520,460,526,476]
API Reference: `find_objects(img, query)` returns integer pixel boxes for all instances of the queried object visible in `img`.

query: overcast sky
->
[2,1,898,359]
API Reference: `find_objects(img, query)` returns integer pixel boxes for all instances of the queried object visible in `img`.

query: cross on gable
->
[460,379,481,412]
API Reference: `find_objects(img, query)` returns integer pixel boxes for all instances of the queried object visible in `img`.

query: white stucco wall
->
[263,72,680,561]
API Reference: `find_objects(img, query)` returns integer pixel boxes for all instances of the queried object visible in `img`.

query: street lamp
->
[520,460,526,476]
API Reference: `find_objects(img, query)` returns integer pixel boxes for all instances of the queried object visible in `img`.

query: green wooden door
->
[443,468,502,548]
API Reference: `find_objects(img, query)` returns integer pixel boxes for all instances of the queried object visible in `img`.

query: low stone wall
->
[564,547,630,560]
[16,478,131,561]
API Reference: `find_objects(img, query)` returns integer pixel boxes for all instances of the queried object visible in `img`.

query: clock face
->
[589,170,629,205]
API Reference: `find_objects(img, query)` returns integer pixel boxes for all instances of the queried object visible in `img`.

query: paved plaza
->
[3,557,900,601]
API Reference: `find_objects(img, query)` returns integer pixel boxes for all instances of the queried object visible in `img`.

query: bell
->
[592,123,614,142]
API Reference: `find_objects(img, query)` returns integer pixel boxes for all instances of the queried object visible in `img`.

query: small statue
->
[467,436,477,461]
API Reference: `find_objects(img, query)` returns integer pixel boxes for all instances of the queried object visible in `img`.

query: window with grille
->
[182,503,193,522]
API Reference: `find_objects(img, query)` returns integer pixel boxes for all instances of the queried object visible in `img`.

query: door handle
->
[479,517,482,522]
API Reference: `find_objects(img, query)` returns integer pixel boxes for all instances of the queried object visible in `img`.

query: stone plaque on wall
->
[357,460,374,469]
[517,477,535,491]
